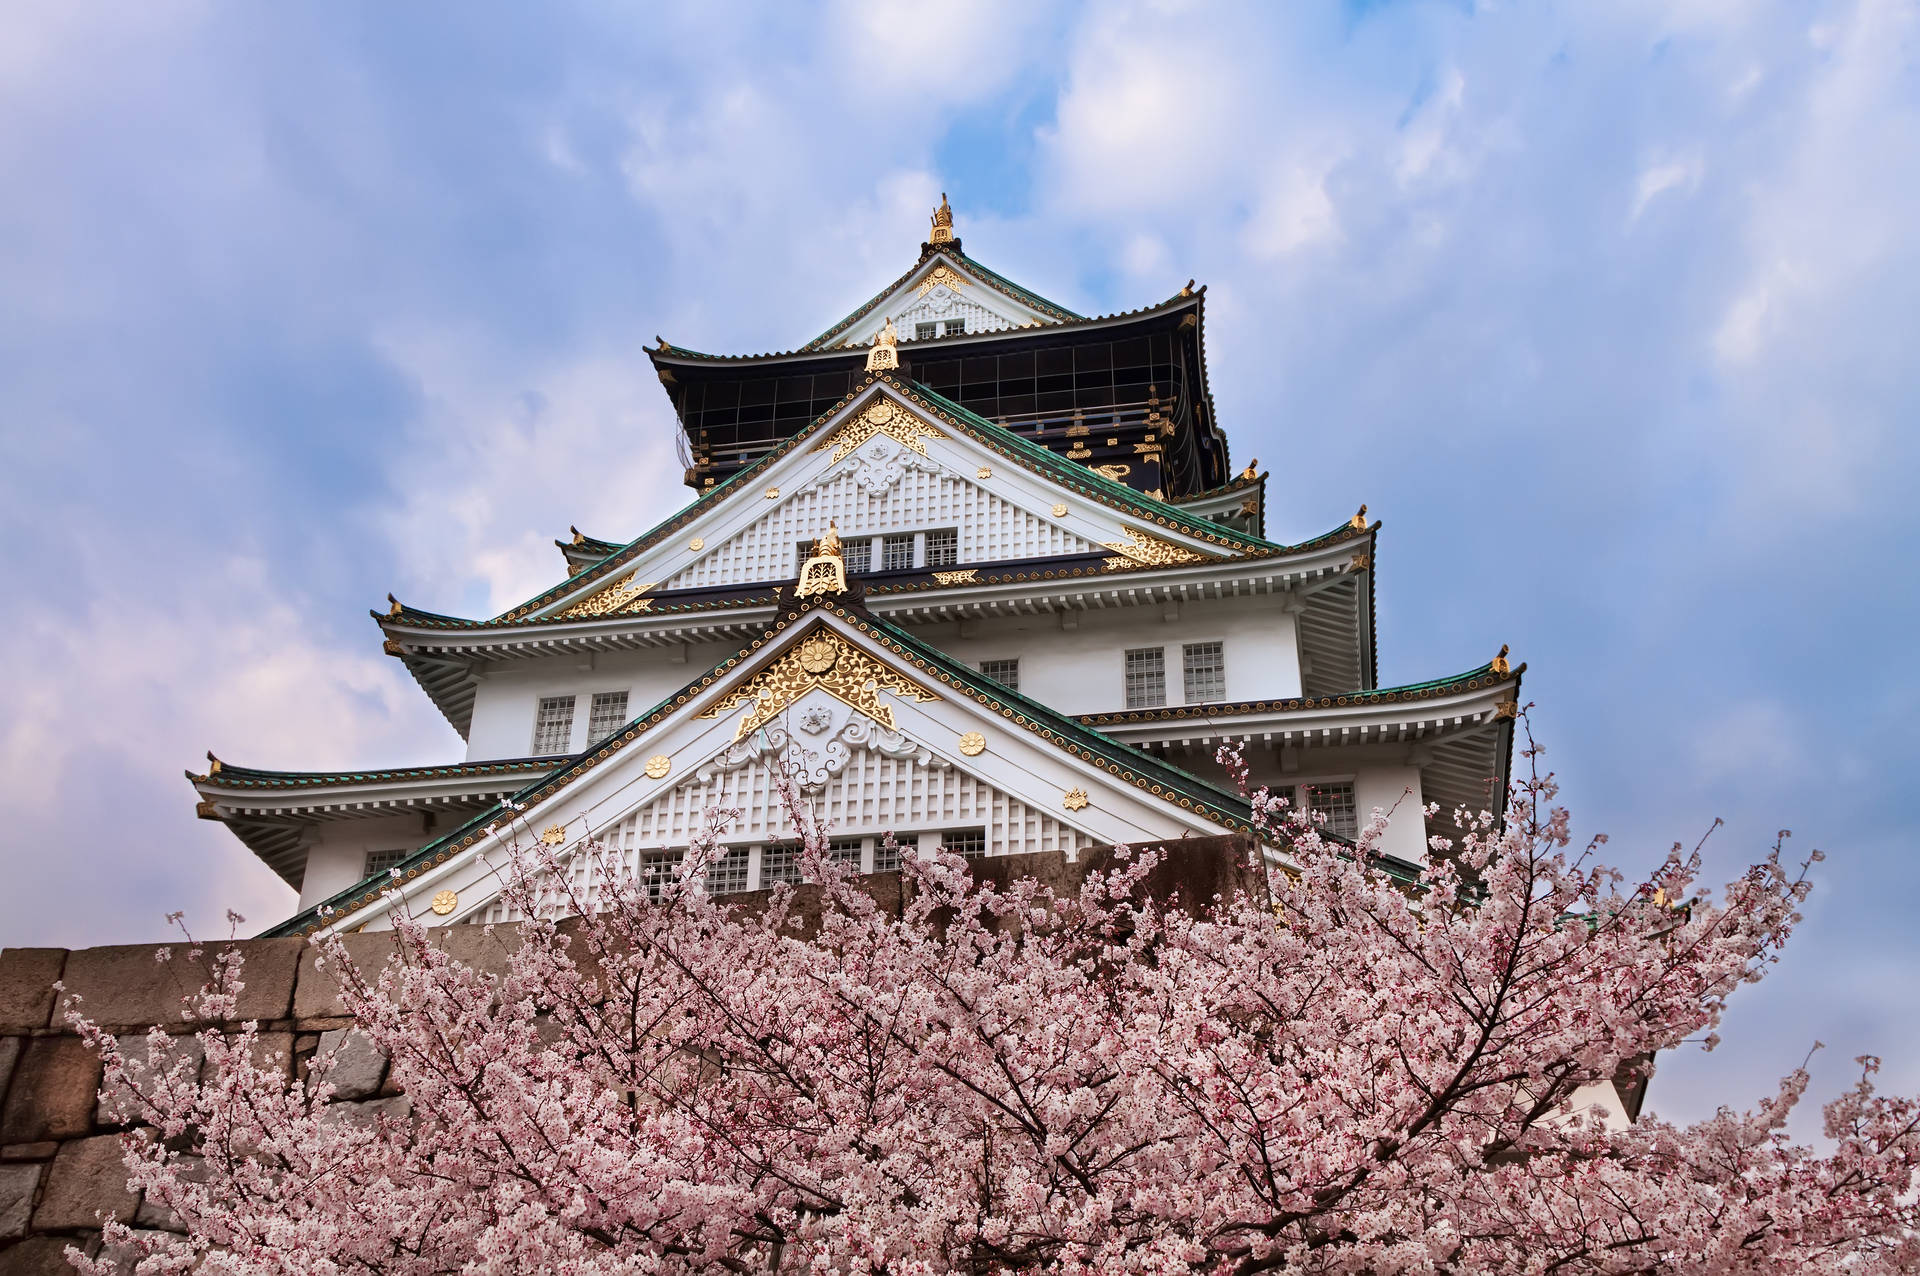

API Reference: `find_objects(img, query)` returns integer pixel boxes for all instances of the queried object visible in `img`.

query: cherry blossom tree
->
[66,724,1920,1273]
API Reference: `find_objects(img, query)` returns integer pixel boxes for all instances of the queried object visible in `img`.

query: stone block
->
[93,1227,180,1274]
[34,1134,138,1231]
[0,1236,92,1274]
[0,1161,41,1240]
[0,951,66,1032]
[0,1039,20,1110]
[61,938,301,1031]
[293,925,523,1021]
[245,1032,293,1083]
[0,1146,56,1163]
[0,1037,102,1144]
[313,1028,385,1100]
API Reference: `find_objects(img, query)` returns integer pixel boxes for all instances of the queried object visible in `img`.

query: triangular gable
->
[807,250,1078,353]
[280,596,1251,937]
[528,378,1266,621]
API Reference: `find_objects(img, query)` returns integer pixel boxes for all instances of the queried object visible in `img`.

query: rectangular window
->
[873,835,904,874]
[945,318,966,337]
[942,827,988,860]
[798,536,871,574]
[829,838,863,869]
[706,847,749,895]
[641,849,684,903]
[924,528,958,568]
[978,658,1020,691]
[1124,647,1166,709]
[531,695,576,754]
[1308,782,1358,840]
[881,533,915,572]
[761,842,802,887]
[587,691,629,742]
[363,848,409,880]
[915,321,938,341]
[1182,641,1226,703]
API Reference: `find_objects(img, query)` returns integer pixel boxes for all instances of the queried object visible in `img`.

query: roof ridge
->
[797,247,1083,354]
[192,755,571,788]
[1073,660,1524,727]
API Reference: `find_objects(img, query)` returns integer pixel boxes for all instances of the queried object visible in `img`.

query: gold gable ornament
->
[1490,644,1512,676]
[866,317,900,372]
[928,192,955,244]
[796,522,849,598]
[699,627,939,740]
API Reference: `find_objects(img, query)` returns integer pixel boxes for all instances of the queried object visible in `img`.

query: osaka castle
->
[192,198,1523,939]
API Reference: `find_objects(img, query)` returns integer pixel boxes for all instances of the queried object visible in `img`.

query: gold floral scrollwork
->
[1100,528,1209,572]
[430,890,458,916]
[697,627,940,741]
[1062,787,1090,812]
[559,575,659,619]
[540,825,566,846]
[932,569,978,586]
[814,397,947,463]
[917,264,969,296]
[1065,441,1092,459]
[644,754,672,779]
[958,731,986,757]
[1092,463,1132,482]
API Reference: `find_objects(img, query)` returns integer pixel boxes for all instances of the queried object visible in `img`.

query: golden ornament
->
[688,537,705,552]
[958,731,986,757]
[644,754,672,779]
[540,824,566,846]
[430,890,458,916]
[1062,787,1090,812]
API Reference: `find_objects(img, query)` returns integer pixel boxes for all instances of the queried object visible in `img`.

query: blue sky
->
[2,1,1917,1130]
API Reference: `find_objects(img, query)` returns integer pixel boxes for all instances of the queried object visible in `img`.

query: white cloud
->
[1629,154,1703,223]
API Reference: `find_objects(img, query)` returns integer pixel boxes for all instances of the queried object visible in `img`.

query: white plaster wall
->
[903,593,1303,716]
[1161,742,1428,866]
[463,639,744,762]
[297,814,436,911]
[1353,763,1427,864]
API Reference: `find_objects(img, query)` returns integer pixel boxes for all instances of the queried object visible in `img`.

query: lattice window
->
[915,321,938,341]
[641,849,684,903]
[531,695,576,755]
[829,838,863,869]
[881,533,915,572]
[978,658,1020,691]
[363,848,409,880]
[1124,648,1166,710]
[1182,641,1225,703]
[762,842,802,887]
[873,834,904,874]
[1308,782,1358,840]
[587,691,629,743]
[945,318,966,337]
[924,527,958,568]
[706,847,749,895]
[942,827,987,859]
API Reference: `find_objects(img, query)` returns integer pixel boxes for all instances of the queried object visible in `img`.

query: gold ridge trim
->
[558,574,658,619]
[1099,528,1209,572]
[932,569,978,585]
[697,627,941,740]
[916,264,970,296]
[813,397,946,463]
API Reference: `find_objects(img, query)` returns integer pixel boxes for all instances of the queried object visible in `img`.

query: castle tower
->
[191,200,1522,936]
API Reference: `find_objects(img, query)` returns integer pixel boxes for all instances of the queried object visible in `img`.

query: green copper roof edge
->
[192,755,570,792]
[1073,661,1524,727]
[895,377,1288,552]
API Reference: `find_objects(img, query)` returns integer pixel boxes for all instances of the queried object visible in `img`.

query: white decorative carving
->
[799,705,834,735]
[696,715,943,794]
[826,435,943,499]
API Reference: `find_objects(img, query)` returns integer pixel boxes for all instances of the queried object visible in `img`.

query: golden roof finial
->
[569,525,585,546]
[1241,457,1259,480]
[387,593,403,617]
[1349,503,1368,530]
[866,317,900,372]
[205,750,223,776]
[1180,278,1195,298]
[929,192,955,244]
[1491,644,1511,676]
[796,521,848,597]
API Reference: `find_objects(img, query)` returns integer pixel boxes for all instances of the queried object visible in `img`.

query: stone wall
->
[0,835,1258,1272]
